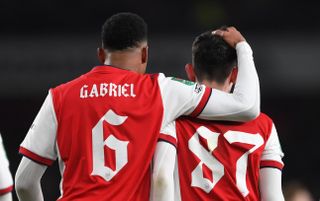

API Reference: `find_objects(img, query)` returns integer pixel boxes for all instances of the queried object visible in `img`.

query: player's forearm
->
[151,142,176,201]
[152,175,175,201]
[199,41,260,122]
[15,158,46,201]
[259,168,285,201]
[16,183,44,201]
[0,193,12,201]
[233,41,260,120]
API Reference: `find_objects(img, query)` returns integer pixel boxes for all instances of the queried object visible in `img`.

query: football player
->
[15,13,260,201]
[152,27,284,201]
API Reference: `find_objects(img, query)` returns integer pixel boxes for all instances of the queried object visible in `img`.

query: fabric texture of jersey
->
[0,134,13,195]
[162,113,284,201]
[19,66,212,201]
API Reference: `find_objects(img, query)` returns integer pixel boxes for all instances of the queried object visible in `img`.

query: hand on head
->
[212,26,246,48]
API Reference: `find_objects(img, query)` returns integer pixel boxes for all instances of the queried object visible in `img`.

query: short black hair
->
[102,12,148,51]
[192,31,237,83]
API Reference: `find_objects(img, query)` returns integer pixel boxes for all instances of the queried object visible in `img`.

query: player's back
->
[175,113,284,201]
[51,66,163,201]
[20,64,223,201]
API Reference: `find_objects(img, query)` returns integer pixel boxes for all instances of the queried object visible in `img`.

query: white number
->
[224,131,264,196]
[189,128,264,197]
[91,109,129,181]
[188,126,224,193]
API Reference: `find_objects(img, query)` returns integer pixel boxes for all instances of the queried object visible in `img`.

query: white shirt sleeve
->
[157,74,210,129]
[0,135,13,195]
[151,137,177,201]
[19,91,58,166]
[260,123,284,169]
[259,168,285,201]
[151,122,178,201]
[158,41,260,129]
[158,121,177,147]
[0,193,12,201]
[15,157,46,201]
[199,41,260,121]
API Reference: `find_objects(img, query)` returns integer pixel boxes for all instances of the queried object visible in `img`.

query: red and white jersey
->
[0,134,13,196]
[19,66,214,201]
[160,113,284,201]
[20,41,259,201]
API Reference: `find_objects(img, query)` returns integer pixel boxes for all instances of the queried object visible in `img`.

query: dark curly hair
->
[102,12,148,51]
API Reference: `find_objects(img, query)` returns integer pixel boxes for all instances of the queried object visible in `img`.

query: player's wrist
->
[236,41,252,55]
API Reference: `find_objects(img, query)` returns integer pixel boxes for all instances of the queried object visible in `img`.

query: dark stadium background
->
[1,0,319,200]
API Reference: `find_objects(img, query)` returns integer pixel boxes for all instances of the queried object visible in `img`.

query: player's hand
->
[212,27,245,48]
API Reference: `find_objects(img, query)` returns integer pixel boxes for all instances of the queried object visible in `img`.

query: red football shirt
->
[19,66,212,201]
[19,39,259,201]
[160,113,284,201]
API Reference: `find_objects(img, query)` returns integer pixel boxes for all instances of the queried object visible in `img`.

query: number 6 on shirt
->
[91,109,129,181]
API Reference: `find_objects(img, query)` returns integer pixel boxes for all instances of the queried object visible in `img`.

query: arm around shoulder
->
[199,29,260,122]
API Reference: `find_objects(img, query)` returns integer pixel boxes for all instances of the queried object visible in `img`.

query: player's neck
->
[104,51,144,74]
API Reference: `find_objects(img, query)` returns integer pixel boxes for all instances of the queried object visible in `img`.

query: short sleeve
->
[0,134,13,194]
[260,123,284,170]
[158,74,211,128]
[158,121,178,148]
[19,91,58,166]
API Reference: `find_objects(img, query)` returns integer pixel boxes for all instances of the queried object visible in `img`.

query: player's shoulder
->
[157,73,196,85]
[144,72,161,82]
[145,73,180,90]
[254,112,273,124]
[251,112,275,137]
[48,71,90,107]
[155,73,167,84]
[51,73,87,93]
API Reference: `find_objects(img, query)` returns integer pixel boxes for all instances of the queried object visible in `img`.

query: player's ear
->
[226,67,238,92]
[141,46,148,64]
[185,63,196,82]
[97,48,106,64]
[230,67,238,84]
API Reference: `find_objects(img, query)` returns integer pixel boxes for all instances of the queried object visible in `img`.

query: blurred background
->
[0,0,319,200]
